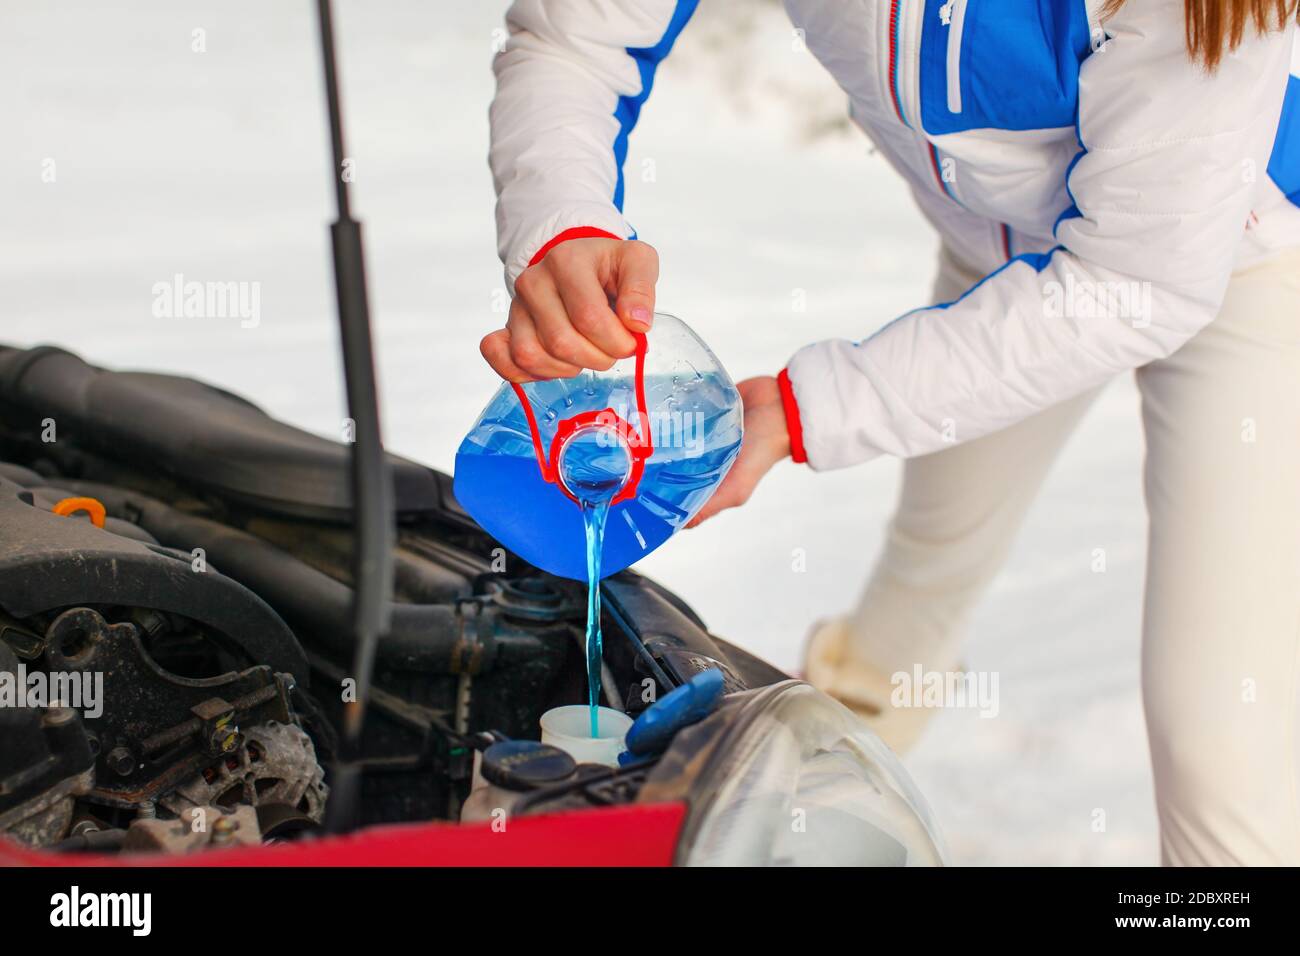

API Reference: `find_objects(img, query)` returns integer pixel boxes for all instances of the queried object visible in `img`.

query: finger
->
[688,424,783,527]
[549,255,638,360]
[686,491,735,528]
[517,264,619,370]
[480,329,533,383]
[612,241,658,333]
[506,301,582,380]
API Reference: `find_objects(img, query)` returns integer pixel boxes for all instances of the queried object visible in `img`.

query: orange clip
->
[52,496,107,528]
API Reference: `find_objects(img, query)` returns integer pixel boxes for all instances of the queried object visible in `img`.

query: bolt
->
[211,816,239,845]
[209,725,241,755]
[107,746,135,777]
[42,706,75,727]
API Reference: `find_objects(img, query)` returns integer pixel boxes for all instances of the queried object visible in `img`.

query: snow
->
[1,1,1157,864]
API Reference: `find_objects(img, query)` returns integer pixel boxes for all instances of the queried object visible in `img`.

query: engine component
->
[0,473,308,685]
[40,607,297,810]
[122,804,260,854]
[0,641,95,847]
[44,478,499,677]
[157,720,327,825]
[460,739,577,824]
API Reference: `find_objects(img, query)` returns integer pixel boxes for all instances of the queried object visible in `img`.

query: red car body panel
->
[0,801,687,867]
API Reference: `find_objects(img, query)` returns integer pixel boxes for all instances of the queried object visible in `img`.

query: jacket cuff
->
[785,342,890,471]
[528,226,624,267]
[776,368,807,464]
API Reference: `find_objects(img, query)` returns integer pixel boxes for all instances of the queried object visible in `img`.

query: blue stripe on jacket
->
[612,0,699,211]
[1268,74,1300,206]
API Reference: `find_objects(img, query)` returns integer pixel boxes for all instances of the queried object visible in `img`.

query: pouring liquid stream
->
[581,499,610,738]
[560,428,631,738]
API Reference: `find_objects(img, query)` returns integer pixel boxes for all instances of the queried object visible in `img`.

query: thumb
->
[612,240,659,333]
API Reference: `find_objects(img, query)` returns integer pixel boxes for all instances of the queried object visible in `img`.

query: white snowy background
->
[2,1,1156,864]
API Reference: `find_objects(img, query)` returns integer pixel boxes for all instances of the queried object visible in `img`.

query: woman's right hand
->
[480,237,659,382]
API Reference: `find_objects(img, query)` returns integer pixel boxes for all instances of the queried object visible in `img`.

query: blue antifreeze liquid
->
[558,428,627,737]
[581,501,609,737]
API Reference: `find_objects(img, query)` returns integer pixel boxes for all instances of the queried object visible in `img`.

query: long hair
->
[1102,0,1299,70]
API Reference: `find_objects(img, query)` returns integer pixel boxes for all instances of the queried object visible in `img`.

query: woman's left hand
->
[687,375,791,527]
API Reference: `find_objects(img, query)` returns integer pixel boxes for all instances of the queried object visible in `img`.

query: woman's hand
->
[688,375,791,527]
[480,238,659,382]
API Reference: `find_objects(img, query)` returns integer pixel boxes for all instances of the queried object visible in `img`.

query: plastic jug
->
[453,313,742,581]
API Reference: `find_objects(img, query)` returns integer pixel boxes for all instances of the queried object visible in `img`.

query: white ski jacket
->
[489,0,1300,469]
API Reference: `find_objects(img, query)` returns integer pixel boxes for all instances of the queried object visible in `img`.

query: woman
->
[482,0,1300,865]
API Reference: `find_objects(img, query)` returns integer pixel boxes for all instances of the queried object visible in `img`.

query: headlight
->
[661,681,947,866]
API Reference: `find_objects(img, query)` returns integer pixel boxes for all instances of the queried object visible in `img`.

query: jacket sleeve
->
[489,0,697,293]
[785,0,1296,470]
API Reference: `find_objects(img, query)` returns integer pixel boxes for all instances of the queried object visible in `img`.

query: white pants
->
[844,245,1300,866]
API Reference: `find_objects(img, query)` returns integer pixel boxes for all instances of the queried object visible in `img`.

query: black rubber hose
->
[54,828,127,852]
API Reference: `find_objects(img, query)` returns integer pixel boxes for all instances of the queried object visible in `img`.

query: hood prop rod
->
[315,0,395,835]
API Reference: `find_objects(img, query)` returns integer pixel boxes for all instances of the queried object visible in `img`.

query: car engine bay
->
[0,343,783,856]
